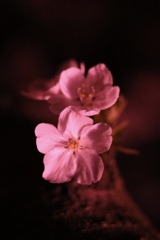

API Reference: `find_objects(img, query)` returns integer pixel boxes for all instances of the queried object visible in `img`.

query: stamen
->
[64,138,84,157]
[77,83,95,106]
[64,139,79,149]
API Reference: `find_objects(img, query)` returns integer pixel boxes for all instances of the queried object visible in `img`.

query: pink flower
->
[35,106,112,184]
[49,64,120,116]
[21,59,84,100]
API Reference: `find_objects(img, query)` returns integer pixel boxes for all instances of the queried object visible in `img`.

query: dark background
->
[1,0,160,239]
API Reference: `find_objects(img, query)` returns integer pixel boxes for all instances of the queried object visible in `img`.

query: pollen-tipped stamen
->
[77,84,95,106]
[64,138,84,156]
[64,138,79,156]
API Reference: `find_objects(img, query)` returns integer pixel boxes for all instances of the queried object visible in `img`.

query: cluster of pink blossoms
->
[26,60,120,184]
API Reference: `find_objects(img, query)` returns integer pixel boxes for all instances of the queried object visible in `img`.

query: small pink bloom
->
[21,59,83,100]
[49,64,120,116]
[35,106,112,184]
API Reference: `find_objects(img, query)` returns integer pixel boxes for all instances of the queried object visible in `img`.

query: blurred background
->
[0,0,160,239]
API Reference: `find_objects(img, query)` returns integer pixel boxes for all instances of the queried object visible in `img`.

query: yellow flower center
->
[77,83,95,106]
[67,139,79,149]
[64,138,84,156]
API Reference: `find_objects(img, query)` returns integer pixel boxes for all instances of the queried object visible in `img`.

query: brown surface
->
[44,154,160,240]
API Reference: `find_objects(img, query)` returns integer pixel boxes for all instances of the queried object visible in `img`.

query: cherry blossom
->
[35,106,112,184]
[49,64,120,116]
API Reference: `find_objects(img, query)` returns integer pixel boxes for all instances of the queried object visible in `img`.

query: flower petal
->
[58,106,93,138]
[35,123,64,154]
[49,94,100,116]
[87,64,113,91]
[78,108,100,116]
[57,59,79,72]
[21,78,56,100]
[81,123,112,154]
[75,149,104,184]
[94,85,120,110]
[48,94,77,115]
[59,67,85,99]
[47,82,60,95]
[42,147,78,183]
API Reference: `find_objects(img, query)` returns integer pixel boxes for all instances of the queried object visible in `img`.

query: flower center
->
[64,138,84,156]
[77,83,95,106]
[67,139,79,149]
